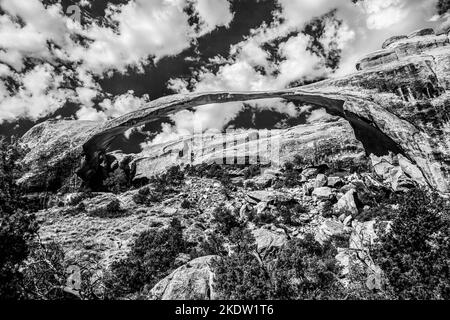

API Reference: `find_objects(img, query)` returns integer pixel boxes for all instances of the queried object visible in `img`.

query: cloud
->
[0,63,75,122]
[76,90,150,121]
[0,0,235,123]
[166,2,357,134]
[194,0,234,36]
[359,0,408,30]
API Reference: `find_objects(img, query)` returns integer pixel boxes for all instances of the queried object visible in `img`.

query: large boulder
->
[335,189,358,216]
[148,256,219,300]
[245,190,290,204]
[370,153,421,191]
[315,220,351,244]
[252,227,288,256]
[312,187,334,201]
[314,174,328,188]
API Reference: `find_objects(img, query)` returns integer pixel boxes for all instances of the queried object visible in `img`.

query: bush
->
[280,162,303,188]
[180,199,191,209]
[212,233,344,300]
[270,234,344,299]
[243,165,261,180]
[0,137,38,299]
[21,242,69,300]
[105,218,187,298]
[372,188,450,300]
[104,168,131,194]
[198,233,227,256]
[211,205,243,236]
[87,199,127,218]
[150,165,185,192]
[132,187,163,206]
[185,163,231,186]
[277,202,307,226]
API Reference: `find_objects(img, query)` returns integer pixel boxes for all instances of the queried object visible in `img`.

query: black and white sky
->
[0,0,448,138]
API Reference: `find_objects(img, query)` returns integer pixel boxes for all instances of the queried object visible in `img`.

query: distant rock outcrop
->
[20,28,450,193]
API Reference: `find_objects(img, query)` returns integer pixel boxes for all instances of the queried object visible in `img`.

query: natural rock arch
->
[78,86,448,193]
[20,29,450,194]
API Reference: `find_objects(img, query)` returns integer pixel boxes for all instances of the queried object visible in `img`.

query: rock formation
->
[20,28,450,193]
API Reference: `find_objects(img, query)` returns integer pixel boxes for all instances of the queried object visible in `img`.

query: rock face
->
[252,228,288,256]
[21,29,450,194]
[19,120,99,190]
[131,117,364,181]
[148,256,218,300]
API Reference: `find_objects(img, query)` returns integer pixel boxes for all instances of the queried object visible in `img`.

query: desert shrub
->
[150,165,185,191]
[253,210,276,225]
[328,157,371,175]
[185,163,231,186]
[321,200,335,218]
[104,168,131,194]
[276,202,307,226]
[198,233,227,256]
[211,205,243,236]
[212,233,344,300]
[213,250,272,300]
[270,235,344,299]
[132,187,163,205]
[87,199,127,218]
[21,242,70,300]
[242,165,261,180]
[180,199,191,209]
[105,218,187,298]
[281,162,303,188]
[372,188,450,300]
[0,137,38,299]
[102,156,135,194]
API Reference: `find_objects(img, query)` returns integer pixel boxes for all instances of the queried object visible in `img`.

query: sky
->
[0,0,448,139]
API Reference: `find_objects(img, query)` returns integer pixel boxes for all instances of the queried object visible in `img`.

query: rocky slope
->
[35,156,398,299]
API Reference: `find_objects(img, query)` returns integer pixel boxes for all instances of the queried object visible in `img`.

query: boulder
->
[239,203,250,220]
[255,201,268,215]
[312,187,334,201]
[246,190,289,204]
[343,215,353,226]
[314,174,328,188]
[335,189,358,216]
[162,207,178,216]
[148,256,219,300]
[315,220,350,244]
[327,176,343,188]
[302,168,319,179]
[252,228,288,255]
[398,154,428,187]
[370,153,418,191]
